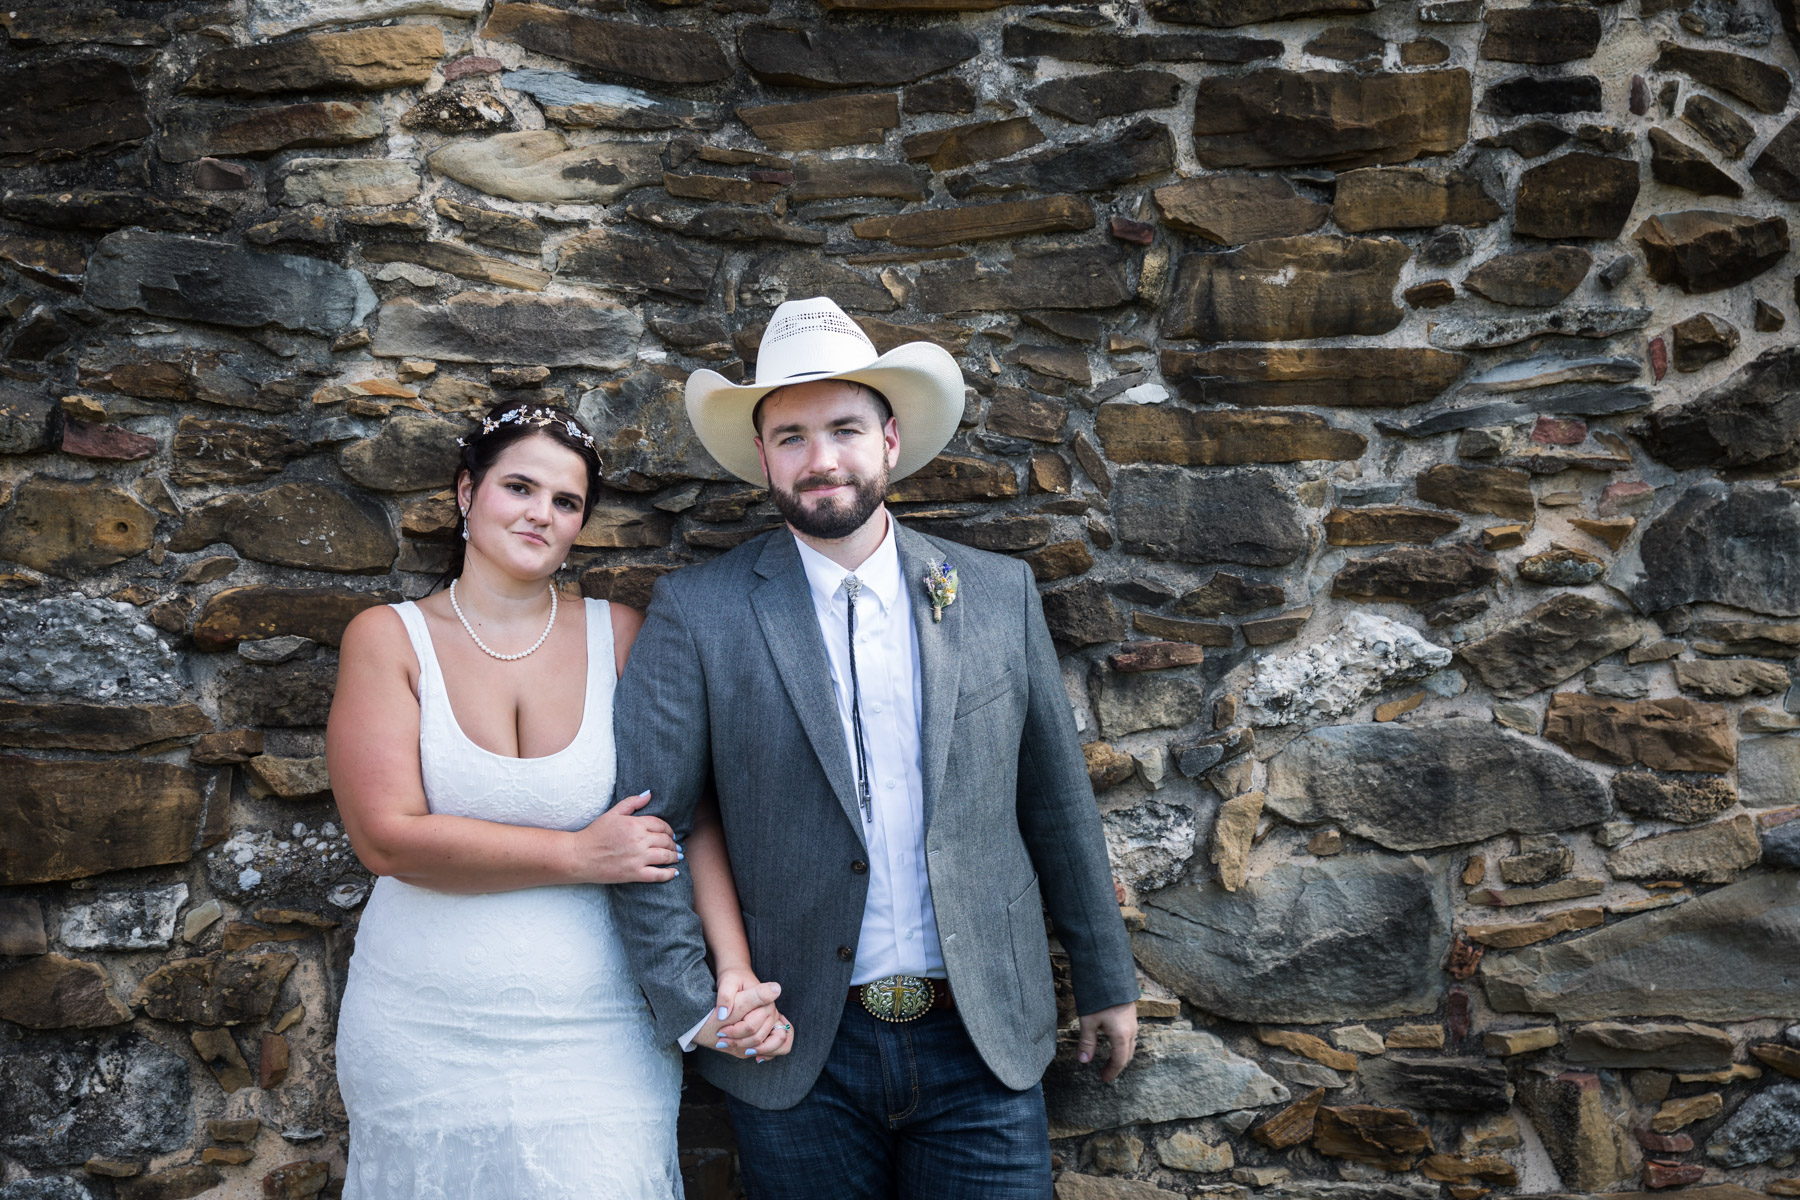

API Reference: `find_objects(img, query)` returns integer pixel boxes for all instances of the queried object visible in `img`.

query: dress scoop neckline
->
[407,597,602,763]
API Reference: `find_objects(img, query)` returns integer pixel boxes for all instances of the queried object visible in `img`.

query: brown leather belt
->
[850,975,954,1022]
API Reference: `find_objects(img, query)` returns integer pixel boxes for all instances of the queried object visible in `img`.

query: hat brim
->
[685,340,966,487]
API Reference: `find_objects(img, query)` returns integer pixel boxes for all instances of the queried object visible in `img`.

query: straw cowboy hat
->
[685,296,965,486]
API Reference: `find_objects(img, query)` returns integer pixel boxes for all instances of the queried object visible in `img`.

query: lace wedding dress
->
[337,599,682,1200]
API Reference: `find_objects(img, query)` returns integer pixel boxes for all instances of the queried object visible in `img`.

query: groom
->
[610,297,1138,1197]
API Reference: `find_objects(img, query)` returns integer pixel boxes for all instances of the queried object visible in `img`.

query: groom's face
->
[755,381,901,541]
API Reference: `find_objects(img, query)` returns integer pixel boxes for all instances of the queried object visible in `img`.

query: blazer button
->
[851,860,867,874]
[837,945,854,961]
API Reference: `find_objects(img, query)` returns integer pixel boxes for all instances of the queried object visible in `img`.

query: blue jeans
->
[726,1000,1053,1200]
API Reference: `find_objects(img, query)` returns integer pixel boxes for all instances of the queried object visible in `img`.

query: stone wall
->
[2,0,1800,1195]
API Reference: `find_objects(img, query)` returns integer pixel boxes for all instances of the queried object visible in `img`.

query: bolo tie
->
[844,575,874,823]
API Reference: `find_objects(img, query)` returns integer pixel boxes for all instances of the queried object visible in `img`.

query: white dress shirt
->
[681,517,942,1052]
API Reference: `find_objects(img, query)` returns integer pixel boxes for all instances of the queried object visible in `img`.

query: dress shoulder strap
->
[390,601,443,694]
[584,598,615,699]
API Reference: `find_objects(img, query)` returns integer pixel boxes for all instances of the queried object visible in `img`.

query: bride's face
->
[458,433,589,580]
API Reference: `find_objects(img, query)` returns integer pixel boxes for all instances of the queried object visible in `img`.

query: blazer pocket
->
[1006,875,1057,1042]
[955,669,1017,719]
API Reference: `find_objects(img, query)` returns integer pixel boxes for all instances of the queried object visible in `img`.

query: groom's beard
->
[772,467,889,540]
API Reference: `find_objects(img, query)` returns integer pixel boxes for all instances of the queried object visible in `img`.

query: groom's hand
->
[1077,1002,1138,1083]
[702,973,792,1062]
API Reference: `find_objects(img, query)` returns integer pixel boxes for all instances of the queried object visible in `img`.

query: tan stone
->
[1252,1087,1325,1148]
[1243,607,1312,646]
[170,481,398,574]
[117,1165,224,1200]
[1131,613,1234,646]
[1570,517,1635,550]
[0,758,220,885]
[663,172,782,206]
[1543,694,1735,773]
[1516,1071,1640,1190]
[192,729,264,766]
[159,100,383,162]
[1674,658,1792,699]
[0,700,211,751]
[1191,68,1471,169]
[1313,1105,1433,1171]
[1652,1092,1722,1132]
[1421,1155,1518,1185]
[1152,175,1328,245]
[1096,403,1364,466]
[193,585,388,651]
[988,389,1069,442]
[738,93,900,151]
[1374,692,1426,722]
[0,477,154,577]
[362,240,550,292]
[854,196,1092,248]
[1165,236,1407,342]
[134,951,299,1026]
[1484,1026,1559,1055]
[1752,1041,1800,1079]
[1465,907,1604,948]
[1210,791,1263,892]
[1158,345,1467,408]
[902,117,1043,171]
[1385,1024,1445,1050]
[1467,877,1605,907]
[1606,814,1760,884]
[1156,1129,1233,1172]
[192,1027,254,1092]
[1416,464,1535,520]
[245,755,332,802]
[1259,1028,1358,1071]
[1325,506,1461,546]
[1083,741,1136,792]
[429,131,663,204]
[885,454,1018,503]
[1055,1175,1184,1200]
[183,24,442,94]
[0,954,132,1029]
[1108,641,1205,673]
[1332,167,1501,231]
[480,3,730,85]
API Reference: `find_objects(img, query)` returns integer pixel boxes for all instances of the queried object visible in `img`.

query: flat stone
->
[1113,467,1307,567]
[1742,737,1800,808]
[1649,128,1742,197]
[117,1165,223,1200]
[158,100,382,162]
[375,292,641,369]
[1625,484,1800,617]
[1482,74,1603,118]
[1751,114,1800,199]
[1146,0,1372,22]
[1153,175,1327,245]
[737,92,898,151]
[1459,595,1649,697]
[1028,70,1182,124]
[1655,40,1791,114]
[1648,343,1800,467]
[59,419,155,462]
[0,898,46,956]
[1464,354,1642,393]
[0,477,155,579]
[1055,1176,1185,1200]
[1210,792,1263,892]
[1675,658,1789,699]
[853,196,1093,248]
[792,158,926,201]
[0,955,131,1029]
[0,1032,190,1168]
[1189,68,1471,169]
[1325,507,1461,545]
[916,245,1129,312]
[1635,210,1789,293]
[1175,573,1285,618]
[1092,669,1205,737]
[215,658,336,727]
[1613,772,1736,825]
[1360,1055,1511,1114]
[1517,546,1605,586]
[361,241,548,293]
[1428,306,1650,350]
[1096,403,1364,466]
[1265,718,1609,851]
[1607,814,1760,883]
[0,596,181,703]
[0,757,220,886]
[171,481,395,573]
[482,3,730,85]
[1001,25,1281,67]
[250,0,483,37]
[1464,247,1592,306]
[1566,1022,1734,1071]
[1313,1105,1434,1170]
[1684,94,1756,159]
[429,130,661,204]
[1484,871,1800,1020]
[84,230,373,334]
[1134,615,1233,647]
[1306,26,1385,65]
[1044,1028,1287,1134]
[501,69,714,132]
[1160,347,1467,408]
[1166,236,1407,341]
[1515,153,1641,239]
[1708,1082,1800,1166]
[1515,1071,1640,1190]
[134,951,296,1026]
[337,414,466,494]
[1485,1026,1559,1055]
[1331,167,1501,232]
[61,884,188,951]
[1137,854,1450,1024]
[169,416,309,487]
[739,21,976,86]
[193,586,386,652]
[1040,579,1126,646]
[1158,1130,1234,1172]
[1331,542,1499,606]
[1480,5,1599,62]
[1415,464,1533,519]
[902,117,1045,171]
[1753,1043,1800,1080]
[556,227,720,304]
[183,24,442,95]
[1544,693,1733,772]
[944,118,1175,198]
[0,59,150,163]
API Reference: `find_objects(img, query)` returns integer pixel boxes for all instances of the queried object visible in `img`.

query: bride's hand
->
[576,792,680,885]
[704,970,792,1062]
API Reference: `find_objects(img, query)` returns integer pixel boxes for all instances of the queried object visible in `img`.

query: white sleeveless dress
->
[337,599,682,1200]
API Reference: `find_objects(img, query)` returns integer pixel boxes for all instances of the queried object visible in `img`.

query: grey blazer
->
[608,521,1137,1110]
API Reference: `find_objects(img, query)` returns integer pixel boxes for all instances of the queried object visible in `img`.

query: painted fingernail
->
[745,1048,757,1057]
[715,1039,728,1049]
[1079,1053,1091,1063]
[719,1007,730,1020]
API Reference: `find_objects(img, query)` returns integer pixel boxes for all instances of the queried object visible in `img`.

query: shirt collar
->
[794,514,903,617]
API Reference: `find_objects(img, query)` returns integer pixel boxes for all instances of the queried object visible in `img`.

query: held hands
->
[1077,1001,1138,1084]
[702,966,793,1063]
[576,792,681,885]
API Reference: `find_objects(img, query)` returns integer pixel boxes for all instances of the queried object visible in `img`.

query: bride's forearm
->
[688,798,752,971]
[347,809,586,894]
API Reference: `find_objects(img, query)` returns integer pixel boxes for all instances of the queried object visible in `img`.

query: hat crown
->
[753,297,879,388]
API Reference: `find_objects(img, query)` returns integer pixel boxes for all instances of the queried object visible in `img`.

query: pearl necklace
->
[449,579,557,661]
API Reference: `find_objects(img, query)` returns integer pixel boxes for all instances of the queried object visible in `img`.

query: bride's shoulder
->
[340,602,414,657]
[608,600,645,657]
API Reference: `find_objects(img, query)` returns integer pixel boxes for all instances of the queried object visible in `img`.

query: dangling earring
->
[460,508,470,541]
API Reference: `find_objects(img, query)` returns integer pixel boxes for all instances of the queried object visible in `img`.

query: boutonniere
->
[923,560,958,623]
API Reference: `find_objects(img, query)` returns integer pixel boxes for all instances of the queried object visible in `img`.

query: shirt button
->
[872,703,883,713]
[837,945,854,961]
[851,860,867,874]
[905,930,915,940]
[885,779,897,790]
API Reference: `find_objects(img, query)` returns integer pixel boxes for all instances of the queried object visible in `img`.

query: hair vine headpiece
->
[456,405,595,451]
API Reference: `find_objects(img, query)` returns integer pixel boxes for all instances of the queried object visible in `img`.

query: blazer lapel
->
[750,529,867,845]
[897,523,962,833]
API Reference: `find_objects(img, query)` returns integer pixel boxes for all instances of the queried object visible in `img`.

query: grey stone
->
[0,1033,191,1167]
[277,157,419,206]
[1264,718,1611,851]
[1483,871,1800,1019]
[1044,1028,1287,1134]
[1461,354,1642,393]
[1040,579,1126,647]
[1102,799,1200,895]
[0,597,182,703]
[500,69,718,130]
[0,1179,95,1200]
[1458,594,1656,699]
[339,414,467,493]
[1565,1021,1734,1071]
[170,482,397,574]
[1624,483,1800,617]
[250,0,483,37]
[1268,1056,1350,1089]
[217,659,337,728]
[1585,665,1649,699]
[1638,345,1800,472]
[83,230,375,335]
[557,228,722,304]
[1241,613,1451,728]
[1093,669,1206,738]
[238,635,317,665]
[1613,771,1737,824]
[1377,387,1652,437]
[60,884,188,951]
[1707,1081,1800,1166]
[373,293,643,368]
[945,119,1175,199]
[1427,306,1651,350]
[1113,467,1307,567]
[205,826,367,901]
[1136,854,1450,1024]
[1741,736,1800,808]
[1264,1187,1435,1200]
[1358,1055,1512,1114]
[1607,814,1760,883]
[0,387,55,454]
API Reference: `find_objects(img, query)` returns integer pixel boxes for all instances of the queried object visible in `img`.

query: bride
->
[326,401,789,1198]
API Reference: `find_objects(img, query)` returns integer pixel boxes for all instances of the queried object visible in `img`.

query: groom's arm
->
[1011,559,1139,1017]
[609,575,723,1046]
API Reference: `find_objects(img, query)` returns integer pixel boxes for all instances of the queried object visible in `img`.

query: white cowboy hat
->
[685,296,965,486]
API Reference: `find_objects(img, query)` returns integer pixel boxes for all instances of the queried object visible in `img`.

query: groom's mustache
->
[796,474,859,493]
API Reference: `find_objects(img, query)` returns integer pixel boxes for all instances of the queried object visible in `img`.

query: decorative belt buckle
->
[859,975,934,1022]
